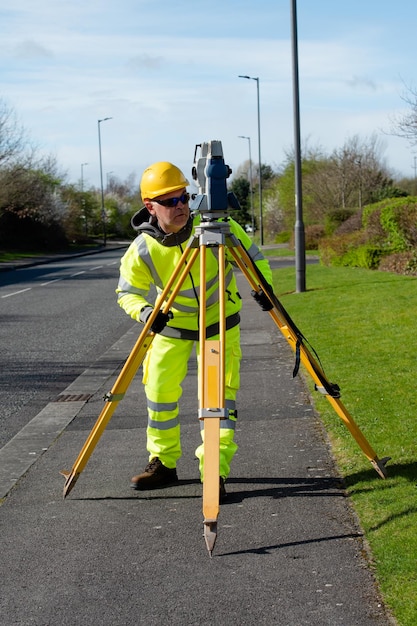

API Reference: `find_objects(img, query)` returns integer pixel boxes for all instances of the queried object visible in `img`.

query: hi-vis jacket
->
[116,208,273,340]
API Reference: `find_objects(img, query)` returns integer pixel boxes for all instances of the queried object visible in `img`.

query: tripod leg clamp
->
[198,408,229,419]
[103,391,126,402]
[251,288,273,311]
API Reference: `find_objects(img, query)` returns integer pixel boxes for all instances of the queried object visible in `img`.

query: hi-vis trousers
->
[142,325,241,479]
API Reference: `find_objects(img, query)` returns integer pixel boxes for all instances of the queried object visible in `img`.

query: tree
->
[60,184,100,241]
[229,177,253,228]
[273,136,396,231]
[272,148,327,230]
[390,82,417,146]
[0,156,68,249]
[0,100,72,249]
[0,99,30,167]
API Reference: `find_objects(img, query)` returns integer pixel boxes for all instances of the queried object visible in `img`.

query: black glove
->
[140,306,174,333]
[251,286,273,311]
[150,310,174,333]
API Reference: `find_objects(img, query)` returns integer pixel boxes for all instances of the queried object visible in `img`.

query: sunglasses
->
[153,192,190,207]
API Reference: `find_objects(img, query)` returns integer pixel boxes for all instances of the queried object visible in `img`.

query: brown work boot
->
[131,457,178,491]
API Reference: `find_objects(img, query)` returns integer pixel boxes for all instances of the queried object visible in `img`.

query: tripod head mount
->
[190,140,239,221]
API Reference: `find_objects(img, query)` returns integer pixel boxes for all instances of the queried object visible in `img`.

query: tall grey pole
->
[254,78,263,245]
[238,135,255,235]
[290,0,306,292]
[98,117,112,246]
[238,75,263,245]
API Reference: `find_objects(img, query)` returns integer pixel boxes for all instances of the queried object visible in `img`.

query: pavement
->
[0,249,396,626]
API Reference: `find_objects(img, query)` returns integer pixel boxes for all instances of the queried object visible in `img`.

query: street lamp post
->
[290,0,306,292]
[81,162,88,236]
[238,135,255,235]
[238,75,263,245]
[97,117,112,246]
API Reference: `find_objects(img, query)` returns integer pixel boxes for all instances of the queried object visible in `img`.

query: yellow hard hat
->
[140,162,189,200]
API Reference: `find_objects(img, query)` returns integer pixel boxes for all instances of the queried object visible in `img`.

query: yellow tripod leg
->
[199,244,226,556]
[269,305,389,477]
[228,243,389,479]
[327,396,389,478]
[60,331,154,497]
[61,245,201,498]
[201,340,221,556]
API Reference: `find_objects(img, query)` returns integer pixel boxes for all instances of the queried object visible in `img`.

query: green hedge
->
[319,196,417,269]
[363,196,417,251]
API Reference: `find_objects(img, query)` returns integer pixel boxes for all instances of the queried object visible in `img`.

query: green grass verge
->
[272,263,417,625]
[259,246,318,258]
[0,251,46,262]
[0,244,105,264]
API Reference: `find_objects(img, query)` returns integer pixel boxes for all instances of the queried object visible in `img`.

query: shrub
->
[321,198,417,273]
[341,244,384,269]
[0,212,68,250]
[334,209,363,235]
[379,251,417,276]
[397,203,417,248]
[324,208,356,235]
[363,197,417,251]
[318,231,367,266]
[320,234,384,269]
[274,230,291,244]
[305,224,325,249]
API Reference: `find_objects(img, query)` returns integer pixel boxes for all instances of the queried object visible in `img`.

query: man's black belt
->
[160,312,240,340]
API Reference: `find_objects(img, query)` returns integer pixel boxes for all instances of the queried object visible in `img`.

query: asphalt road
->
[0,247,133,448]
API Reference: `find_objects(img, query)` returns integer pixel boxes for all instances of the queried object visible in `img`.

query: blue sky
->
[1,0,417,190]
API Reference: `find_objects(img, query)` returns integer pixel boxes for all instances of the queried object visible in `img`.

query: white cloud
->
[13,39,54,60]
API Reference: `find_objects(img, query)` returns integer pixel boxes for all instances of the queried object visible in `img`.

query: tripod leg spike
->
[204,521,218,556]
[60,469,80,499]
[371,456,391,479]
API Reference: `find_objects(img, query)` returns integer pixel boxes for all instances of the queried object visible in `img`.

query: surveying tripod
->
[61,140,390,556]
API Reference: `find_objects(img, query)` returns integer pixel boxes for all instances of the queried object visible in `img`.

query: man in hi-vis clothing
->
[116,161,272,500]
